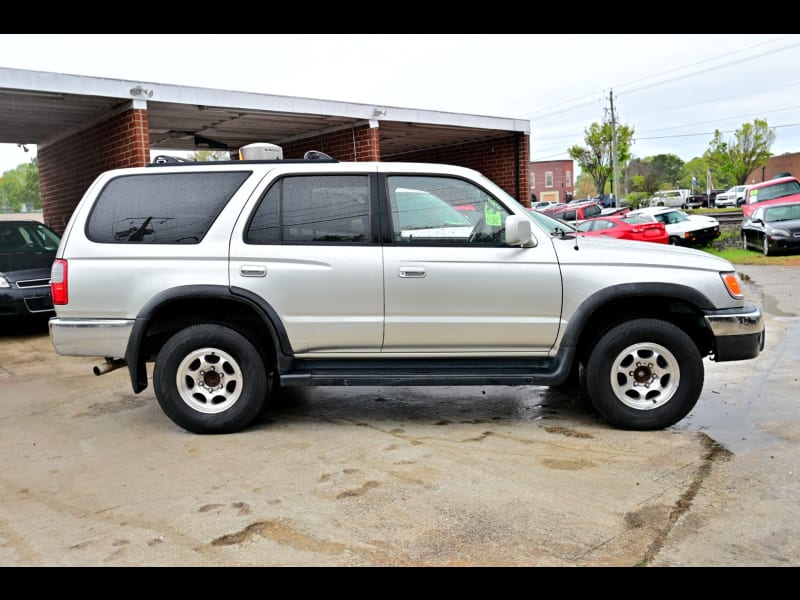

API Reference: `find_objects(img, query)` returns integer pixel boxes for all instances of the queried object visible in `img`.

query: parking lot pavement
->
[0,266,797,566]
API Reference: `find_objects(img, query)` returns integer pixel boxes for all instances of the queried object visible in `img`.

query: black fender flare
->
[124,285,292,393]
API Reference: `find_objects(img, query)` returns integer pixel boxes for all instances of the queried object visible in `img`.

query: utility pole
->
[609,90,620,209]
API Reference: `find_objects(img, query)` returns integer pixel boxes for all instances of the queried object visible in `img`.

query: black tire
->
[763,236,770,256]
[669,236,681,246]
[153,323,270,434]
[583,318,703,430]
[742,233,748,251]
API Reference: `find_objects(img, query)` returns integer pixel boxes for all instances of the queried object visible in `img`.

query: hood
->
[548,233,733,271]
[0,251,56,277]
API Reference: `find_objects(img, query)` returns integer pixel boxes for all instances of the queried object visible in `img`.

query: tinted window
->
[246,175,370,244]
[0,221,61,271]
[583,204,601,218]
[86,171,250,244]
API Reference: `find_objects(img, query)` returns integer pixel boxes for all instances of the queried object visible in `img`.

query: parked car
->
[649,189,691,209]
[600,206,630,217]
[741,176,800,219]
[47,146,764,434]
[625,207,720,247]
[530,201,559,211]
[741,201,800,256]
[715,185,748,208]
[541,200,603,223]
[577,216,668,244]
[0,219,61,320]
[685,189,726,209]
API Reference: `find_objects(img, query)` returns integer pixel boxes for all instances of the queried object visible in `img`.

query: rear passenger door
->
[230,168,385,354]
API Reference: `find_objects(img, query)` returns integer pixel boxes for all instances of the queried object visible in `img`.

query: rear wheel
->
[583,318,703,430]
[153,323,270,434]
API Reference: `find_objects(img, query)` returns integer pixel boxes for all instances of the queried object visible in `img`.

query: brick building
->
[746,152,800,184]
[529,159,574,203]
[0,67,531,234]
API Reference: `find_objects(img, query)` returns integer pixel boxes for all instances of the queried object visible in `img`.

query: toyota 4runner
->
[48,144,765,434]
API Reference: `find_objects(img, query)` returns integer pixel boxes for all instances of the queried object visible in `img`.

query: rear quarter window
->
[86,171,251,243]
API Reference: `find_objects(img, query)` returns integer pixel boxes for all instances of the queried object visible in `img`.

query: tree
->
[573,172,596,199]
[681,157,708,193]
[704,118,774,186]
[0,157,40,211]
[648,154,684,189]
[568,121,634,200]
[626,158,659,197]
[188,150,231,161]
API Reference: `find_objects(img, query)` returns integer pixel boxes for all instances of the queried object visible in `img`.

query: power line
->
[526,35,800,162]
[519,35,798,120]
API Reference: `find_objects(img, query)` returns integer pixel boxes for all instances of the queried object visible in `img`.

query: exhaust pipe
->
[93,358,126,376]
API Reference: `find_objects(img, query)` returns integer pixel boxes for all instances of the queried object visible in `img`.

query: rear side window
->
[86,171,250,243]
[583,204,601,219]
[246,175,371,244]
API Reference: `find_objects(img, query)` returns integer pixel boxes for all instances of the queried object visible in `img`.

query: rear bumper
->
[49,317,134,358]
[704,303,765,361]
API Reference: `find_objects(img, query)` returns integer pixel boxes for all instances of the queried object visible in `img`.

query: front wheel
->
[669,236,681,246]
[153,323,270,434]
[763,236,771,256]
[583,318,703,430]
[742,233,748,251]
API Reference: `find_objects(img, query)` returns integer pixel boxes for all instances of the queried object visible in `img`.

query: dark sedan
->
[741,201,800,256]
[0,219,61,319]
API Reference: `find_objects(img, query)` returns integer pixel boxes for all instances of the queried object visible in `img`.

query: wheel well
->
[139,297,278,369]
[572,295,714,366]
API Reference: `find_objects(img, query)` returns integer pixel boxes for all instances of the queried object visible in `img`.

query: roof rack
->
[148,143,339,167]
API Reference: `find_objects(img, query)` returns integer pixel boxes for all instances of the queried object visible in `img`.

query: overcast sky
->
[1,33,799,181]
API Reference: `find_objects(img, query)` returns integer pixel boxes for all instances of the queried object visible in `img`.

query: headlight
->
[0,275,9,288]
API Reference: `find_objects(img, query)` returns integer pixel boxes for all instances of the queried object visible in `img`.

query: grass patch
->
[703,246,800,266]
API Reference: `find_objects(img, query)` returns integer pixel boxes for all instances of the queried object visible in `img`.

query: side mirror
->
[506,215,537,247]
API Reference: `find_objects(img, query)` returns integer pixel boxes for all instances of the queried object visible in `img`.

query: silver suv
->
[48,146,765,434]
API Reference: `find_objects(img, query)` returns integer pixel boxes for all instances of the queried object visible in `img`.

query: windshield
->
[528,209,577,235]
[653,210,689,225]
[765,204,800,222]
[0,221,61,271]
[752,180,800,203]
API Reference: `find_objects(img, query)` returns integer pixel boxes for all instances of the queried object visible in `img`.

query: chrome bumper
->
[49,317,135,358]
[704,303,765,362]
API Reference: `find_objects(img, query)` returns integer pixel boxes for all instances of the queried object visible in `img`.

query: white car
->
[715,185,748,208]
[625,206,721,246]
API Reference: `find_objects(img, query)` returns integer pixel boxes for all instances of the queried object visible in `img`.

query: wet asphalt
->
[0,265,797,566]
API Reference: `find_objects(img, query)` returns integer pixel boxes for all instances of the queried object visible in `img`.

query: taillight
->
[51,259,68,305]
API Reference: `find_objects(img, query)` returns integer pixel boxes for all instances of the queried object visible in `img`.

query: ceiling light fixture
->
[129,85,154,98]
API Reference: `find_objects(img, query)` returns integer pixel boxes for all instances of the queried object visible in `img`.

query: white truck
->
[649,189,691,209]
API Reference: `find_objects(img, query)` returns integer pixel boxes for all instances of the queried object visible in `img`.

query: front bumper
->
[704,302,765,361]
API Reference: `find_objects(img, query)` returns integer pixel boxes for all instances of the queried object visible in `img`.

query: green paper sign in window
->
[484,198,502,227]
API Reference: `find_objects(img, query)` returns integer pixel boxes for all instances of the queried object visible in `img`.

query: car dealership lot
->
[0,266,797,567]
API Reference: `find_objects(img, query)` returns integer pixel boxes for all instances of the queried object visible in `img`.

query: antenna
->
[573,213,580,250]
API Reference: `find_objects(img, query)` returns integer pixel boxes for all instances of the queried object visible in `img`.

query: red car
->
[741,176,800,219]
[576,215,668,244]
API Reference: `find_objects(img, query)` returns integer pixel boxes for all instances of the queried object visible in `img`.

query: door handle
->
[240,265,267,277]
[399,267,426,278]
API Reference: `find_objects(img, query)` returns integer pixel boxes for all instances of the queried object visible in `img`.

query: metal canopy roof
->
[0,67,529,159]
